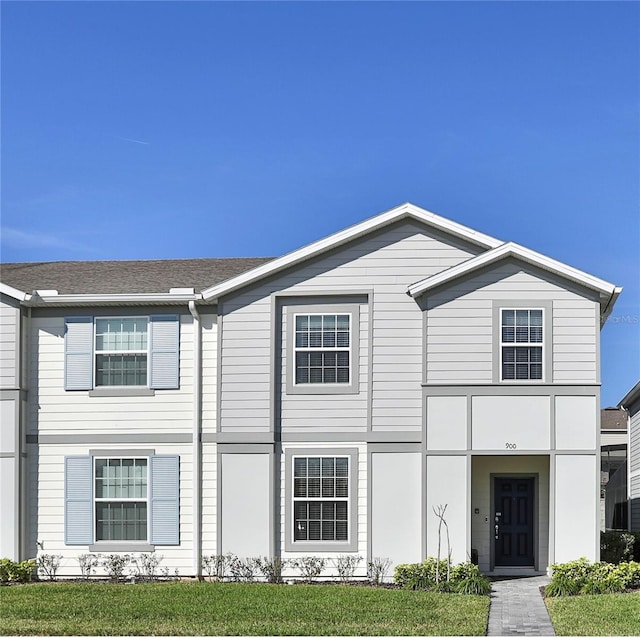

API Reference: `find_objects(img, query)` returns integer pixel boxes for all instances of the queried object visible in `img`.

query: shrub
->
[256,556,287,584]
[36,554,62,581]
[77,554,101,580]
[130,553,164,582]
[547,558,640,596]
[201,553,234,581]
[0,558,35,584]
[367,557,391,585]
[601,530,638,563]
[395,559,490,594]
[333,555,361,582]
[292,556,326,583]
[615,560,640,589]
[101,554,130,581]
[228,556,260,582]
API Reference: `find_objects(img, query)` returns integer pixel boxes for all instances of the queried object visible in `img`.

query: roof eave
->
[619,380,640,410]
[25,292,204,307]
[202,202,502,302]
[0,282,31,302]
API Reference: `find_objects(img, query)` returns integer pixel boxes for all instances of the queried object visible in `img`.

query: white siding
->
[0,298,19,389]
[219,453,270,557]
[426,262,599,384]
[32,442,194,577]
[425,455,468,564]
[371,452,422,572]
[554,454,598,562]
[0,457,16,558]
[630,409,640,531]
[220,221,480,434]
[28,314,195,436]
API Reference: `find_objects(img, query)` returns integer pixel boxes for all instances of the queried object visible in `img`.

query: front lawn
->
[0,581,490,636]
[546,592,640,636]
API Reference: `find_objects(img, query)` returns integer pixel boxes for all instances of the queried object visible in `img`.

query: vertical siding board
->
[64,456,93,545]
[149,316,180,389]
[150,455,180,545]
[64,317,93,390]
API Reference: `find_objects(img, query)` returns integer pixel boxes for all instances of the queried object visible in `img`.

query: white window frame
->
[285,304,360,395]
[94,316,149,388]
[93,456,149,543]
[284,447,358,552]
[500,308,544,382]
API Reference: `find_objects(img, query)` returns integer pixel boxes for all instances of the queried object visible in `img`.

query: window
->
[95,318,148,386]
[293,456,349,542]
[285,447,358,551]
[294,314,351,385]
[64,315,179,391]
[501,309,543,380]
[94,458,148,541]
[64,453,179,548]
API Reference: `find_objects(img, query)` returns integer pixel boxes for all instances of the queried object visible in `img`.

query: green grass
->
[0,581,489,635]
[545,592,640,636]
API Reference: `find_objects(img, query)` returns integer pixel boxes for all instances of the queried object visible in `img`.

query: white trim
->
[27,292,202,306]
[499,307,545,382]
[202,203,502,301]
[0,283,31,302]
[407,242,621,320]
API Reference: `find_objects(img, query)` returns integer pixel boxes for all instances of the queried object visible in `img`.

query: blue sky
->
[1,1,638,406]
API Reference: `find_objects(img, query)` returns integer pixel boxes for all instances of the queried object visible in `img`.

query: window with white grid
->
[293,456,349,542]
[294,314,351,385]
[501,309,543,380]
[95,318,148,386]
[94,458,148,542]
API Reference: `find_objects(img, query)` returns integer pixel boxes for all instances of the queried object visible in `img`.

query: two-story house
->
[0,203,621,577]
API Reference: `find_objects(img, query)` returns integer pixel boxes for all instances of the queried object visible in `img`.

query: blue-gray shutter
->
[149,315,179,389]
[150,455,179,545]
[64,317,93,390]
[64,456,94,545]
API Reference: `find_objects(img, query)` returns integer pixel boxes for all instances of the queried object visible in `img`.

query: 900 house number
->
[505,442,517,449]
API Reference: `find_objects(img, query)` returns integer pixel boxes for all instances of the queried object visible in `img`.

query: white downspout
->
[188,301,202,578]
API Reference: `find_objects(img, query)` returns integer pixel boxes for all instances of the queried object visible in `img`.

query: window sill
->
[89,542,155,552]
[287,384,358,395]
[89,388,155,397]
[286,541,357,552]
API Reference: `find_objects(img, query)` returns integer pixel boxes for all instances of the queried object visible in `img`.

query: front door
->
[494,477,534,567]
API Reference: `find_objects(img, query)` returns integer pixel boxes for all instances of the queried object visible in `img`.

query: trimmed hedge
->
[395,558,491,595]
[0,558,36,584]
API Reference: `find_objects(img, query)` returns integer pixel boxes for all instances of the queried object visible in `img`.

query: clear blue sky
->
[1,1,638,406]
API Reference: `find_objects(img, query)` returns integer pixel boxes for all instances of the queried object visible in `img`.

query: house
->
[619,381,640,532]
[0,202,622,577]
[600,407,628,530]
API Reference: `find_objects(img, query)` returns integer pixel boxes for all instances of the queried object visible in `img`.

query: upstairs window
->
[501,309,543,380]
[294,314,351,385]
[95,318,148,386]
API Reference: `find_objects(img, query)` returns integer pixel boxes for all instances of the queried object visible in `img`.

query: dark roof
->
[600,407,628,430]
[0,258,273,295]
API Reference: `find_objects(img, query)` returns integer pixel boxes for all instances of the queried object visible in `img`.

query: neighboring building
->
[620,381,640,532]
[600,407,628,530]
[0,202,622,577]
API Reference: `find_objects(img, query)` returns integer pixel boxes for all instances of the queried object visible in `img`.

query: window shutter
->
[149,315,179,389]
[64,456,93,545]
[150,455,179,545]
[64,317,93,390]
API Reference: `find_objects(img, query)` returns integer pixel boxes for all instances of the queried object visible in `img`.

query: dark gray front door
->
[494,477,534,567]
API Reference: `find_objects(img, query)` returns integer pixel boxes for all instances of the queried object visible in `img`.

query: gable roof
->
[200,202,502,301]
[406,241,622,323]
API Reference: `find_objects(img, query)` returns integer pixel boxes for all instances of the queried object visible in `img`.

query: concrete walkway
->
[487,575,555,636]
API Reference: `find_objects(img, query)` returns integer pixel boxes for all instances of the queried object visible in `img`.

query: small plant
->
[130,553,163,582]
[367,557,391,585]
[229,556,260,582]
[395,557,447,590]
[395,559,490,594]
[77,553,101,580]
[292,556,326,583]
[101,554,130,581]
[547,558,640,596]
[201,553,234,581]
[256,556,288,584]
[451,562,491,595]
[36,554,62,581]
[333,555,362,582]
[0,558,35,584]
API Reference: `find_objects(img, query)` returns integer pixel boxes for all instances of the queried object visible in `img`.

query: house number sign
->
[505,442,517,449]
